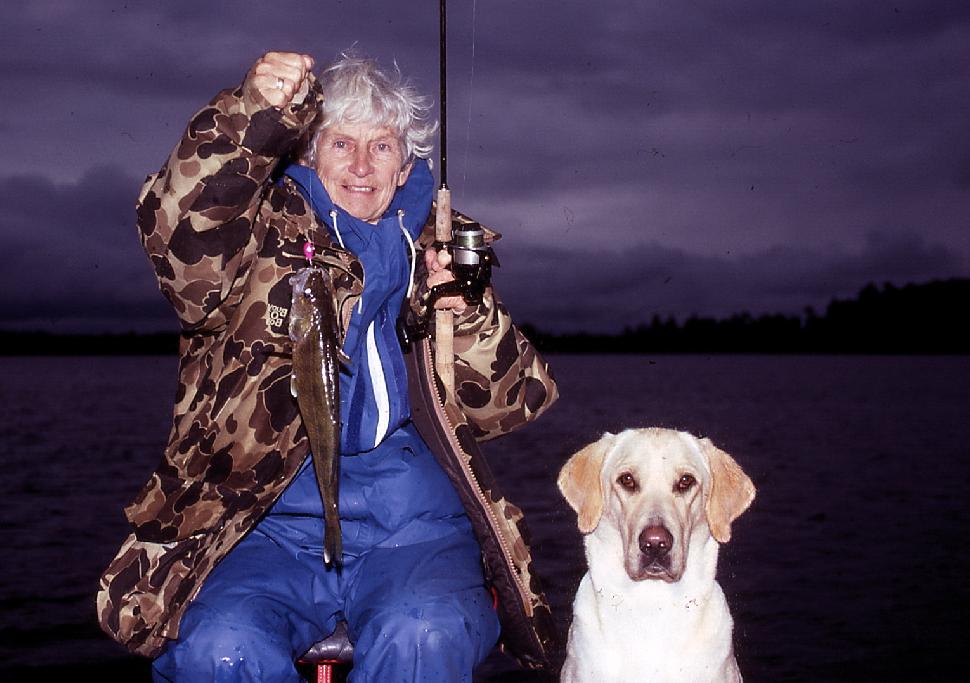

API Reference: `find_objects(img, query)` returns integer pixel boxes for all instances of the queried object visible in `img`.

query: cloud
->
[0,161,963,335]
[493,230,967,333]
[0,166,174,332]
[1,1,969,333]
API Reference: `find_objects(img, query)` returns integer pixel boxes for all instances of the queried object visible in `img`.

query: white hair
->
[302,54,437,167]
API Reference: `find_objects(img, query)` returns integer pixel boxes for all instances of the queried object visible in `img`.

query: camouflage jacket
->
[97,76,560,669]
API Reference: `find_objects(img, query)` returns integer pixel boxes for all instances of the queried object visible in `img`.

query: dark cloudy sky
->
[1,1,968,333]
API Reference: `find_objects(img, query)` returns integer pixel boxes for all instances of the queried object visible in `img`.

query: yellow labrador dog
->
[558,428,755,683]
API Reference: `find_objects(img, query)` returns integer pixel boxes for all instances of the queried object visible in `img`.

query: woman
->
[98,51,559,682]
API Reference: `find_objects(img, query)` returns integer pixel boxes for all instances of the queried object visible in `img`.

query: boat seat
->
[297,620,354,683]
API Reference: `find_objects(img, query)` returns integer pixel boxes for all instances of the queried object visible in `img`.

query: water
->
[1,354,968,681]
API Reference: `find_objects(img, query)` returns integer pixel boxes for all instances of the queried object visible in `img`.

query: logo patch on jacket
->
[267,277,296,334]
[267,304,289,331]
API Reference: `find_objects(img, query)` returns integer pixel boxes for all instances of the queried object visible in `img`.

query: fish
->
[288,266,346,568]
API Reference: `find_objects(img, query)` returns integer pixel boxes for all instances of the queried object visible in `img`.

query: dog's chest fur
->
[561,528,741,683]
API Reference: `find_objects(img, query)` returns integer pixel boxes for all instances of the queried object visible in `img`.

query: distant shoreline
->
[0,331,965,356]
[0,331,179,356]
[3,279,967,356]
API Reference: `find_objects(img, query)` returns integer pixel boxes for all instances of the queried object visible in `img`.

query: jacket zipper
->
[419,337,535,616]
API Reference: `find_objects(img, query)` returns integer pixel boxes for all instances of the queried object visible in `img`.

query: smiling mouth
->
[342,184,375,194]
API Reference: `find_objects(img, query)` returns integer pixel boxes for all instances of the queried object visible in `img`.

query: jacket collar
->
[282,159,433,246]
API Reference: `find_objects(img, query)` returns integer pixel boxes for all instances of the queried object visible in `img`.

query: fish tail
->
[324,500,343,569]
[319,450,342,568]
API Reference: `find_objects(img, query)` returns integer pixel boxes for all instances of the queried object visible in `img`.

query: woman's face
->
[314,123,412,223]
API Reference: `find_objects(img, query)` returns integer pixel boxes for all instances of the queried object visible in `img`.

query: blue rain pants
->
[152,423,501,682]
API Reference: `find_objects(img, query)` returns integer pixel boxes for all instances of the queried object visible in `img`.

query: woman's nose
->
[350,147,373,177]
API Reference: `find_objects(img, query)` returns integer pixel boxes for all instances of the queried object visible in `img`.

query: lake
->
[1,354,967,681]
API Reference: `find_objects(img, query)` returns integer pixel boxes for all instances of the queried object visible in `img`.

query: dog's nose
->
[639,525,673,561]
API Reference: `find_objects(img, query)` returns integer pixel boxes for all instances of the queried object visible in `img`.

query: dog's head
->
[558,428,755,582]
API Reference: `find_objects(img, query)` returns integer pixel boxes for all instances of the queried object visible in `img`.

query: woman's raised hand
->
[244,51,314,108]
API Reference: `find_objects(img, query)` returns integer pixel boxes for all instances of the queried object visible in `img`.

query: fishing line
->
[459,0,477,204]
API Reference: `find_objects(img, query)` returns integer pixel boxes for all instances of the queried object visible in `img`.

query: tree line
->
[522,278,969,354]
[1,278,967,355]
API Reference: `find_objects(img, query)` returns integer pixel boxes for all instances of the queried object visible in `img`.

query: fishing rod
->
[432,0,494,394]
[435,0,455,392]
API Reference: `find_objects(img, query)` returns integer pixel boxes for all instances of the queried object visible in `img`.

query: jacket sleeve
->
[136,77,321,331]
[409,219,558,441]
[451,289,559,441]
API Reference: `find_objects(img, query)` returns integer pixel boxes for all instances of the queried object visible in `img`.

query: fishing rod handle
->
[434,186,455,395]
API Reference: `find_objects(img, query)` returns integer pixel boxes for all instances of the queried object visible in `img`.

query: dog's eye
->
[617,472,638,492]
[675,473,696,493]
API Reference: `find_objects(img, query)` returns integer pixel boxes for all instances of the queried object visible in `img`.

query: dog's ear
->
[701,438,756,543]
[558,434,613,534]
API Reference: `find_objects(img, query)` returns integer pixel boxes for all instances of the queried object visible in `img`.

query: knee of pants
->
[153,607,301,683]
[355,599,500,674]
[383,609,458,657]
